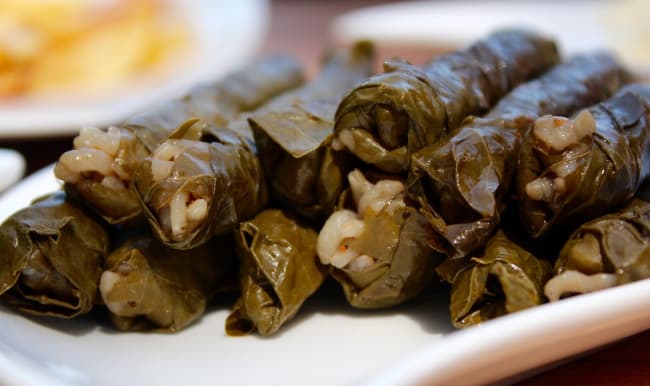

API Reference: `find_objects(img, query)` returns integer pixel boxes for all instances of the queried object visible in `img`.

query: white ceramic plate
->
[332,0,650,76]
[0,149,25,193]
[1,167,650,386]
[0,0,269,139]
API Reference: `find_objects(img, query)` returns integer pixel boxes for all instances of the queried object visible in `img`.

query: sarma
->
[226,209,326,336]
[518,83,650,238]
[55,56,303,224]
[0,192,110,318]
[545,199,650,301]
[437,230,552,328]
[100,233,236,332]
[333,29,559,173]
[317,170,440,308]
[250,42,375,219]
[409,53,627,258]
[134,120,267,249]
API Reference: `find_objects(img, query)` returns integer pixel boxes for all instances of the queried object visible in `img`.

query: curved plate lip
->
[365,278,650,386]
[0,166,650,386]
[0,149,26,193]
[0,0,269,139]
[331,0,649,77]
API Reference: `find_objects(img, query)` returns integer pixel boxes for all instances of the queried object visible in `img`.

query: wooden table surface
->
[1,1,649,385]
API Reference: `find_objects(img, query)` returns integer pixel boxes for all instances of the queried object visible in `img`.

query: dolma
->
[545,199,650,301]
[332,29,559,173]
[317,170,440,309]
[134,120,267,249]
[409,53,627,258]
[100,233,236,332]
[250,42,375,219]
[226,209,326,336]
[437,230,552,328]
[0,192,109,318]
[518,83,650,238]
[54,56,303,224]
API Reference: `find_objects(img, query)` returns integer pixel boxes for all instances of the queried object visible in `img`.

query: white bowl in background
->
[0,0,270,139]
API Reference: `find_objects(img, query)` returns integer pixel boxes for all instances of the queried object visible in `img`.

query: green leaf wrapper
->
[333,29,559,173]
[226,209,326,336]
[409,53,627,258]
[135,120,267,250]
[320,172,442,309]
[518,84,650,238]
[333,205,439,309]
[100,233,236,332]
[250,42,375,219]
[58,56,303,225]
[437,230,551,328]
[554,199,650,284]
[0,192,110,318]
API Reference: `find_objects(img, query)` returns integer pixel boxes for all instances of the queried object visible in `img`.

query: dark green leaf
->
[518,84,650,237]
[226,209,325,336]
[251,42,375,219]
[0,192,110,318]
[439,230,551,328]
[409,53,627,258]
[334,29,559,173]
[101,233,236,332]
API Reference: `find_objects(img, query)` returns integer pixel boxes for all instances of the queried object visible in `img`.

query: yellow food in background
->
[0,0,189,99]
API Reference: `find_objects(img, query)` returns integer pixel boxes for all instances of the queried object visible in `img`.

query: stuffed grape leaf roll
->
[437,230,551,328]
[55,56,303,225]
[0,192,110,318]
[332,29,559,173]
[545,198,650,301]
[409,53,627,258]
[134,120,267,250]
[317,170,441,308]
[518,83,650,238]
[100,233,236,332]
[226,209,326,336]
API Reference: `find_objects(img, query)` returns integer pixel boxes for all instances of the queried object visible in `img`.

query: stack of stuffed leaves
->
[54,56,303,225]
[409,53,627,258]
[6,31,650,338]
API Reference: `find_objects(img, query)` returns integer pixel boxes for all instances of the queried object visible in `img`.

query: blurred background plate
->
[0,0,269,139]
[0,149,25,192]
[332,0,649,75]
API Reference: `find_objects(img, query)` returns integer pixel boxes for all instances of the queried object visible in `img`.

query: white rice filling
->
[333,129,355,152]
[544,270,617,302]
[150,140,195,182]
[73,126,121,157]
[99,271,126,314]
[150,139,211,240]
[317,169,404,271]
[533,110,595,153]
[100,261,139,316]
[55,126,130,188]
[526,110,596,202]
